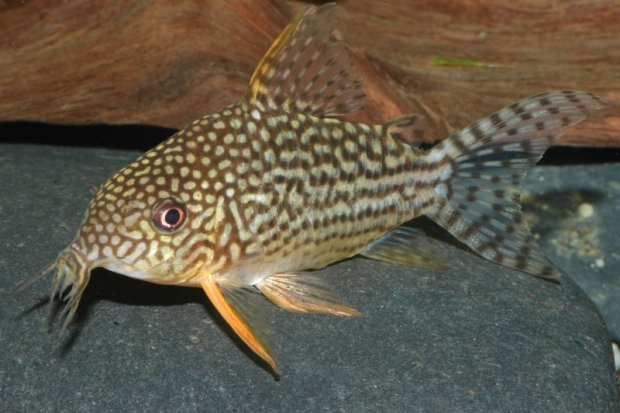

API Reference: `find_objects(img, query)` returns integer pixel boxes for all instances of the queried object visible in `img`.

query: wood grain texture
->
[0,0,291,127]
[0,0,617,146]
[326,0,619,147]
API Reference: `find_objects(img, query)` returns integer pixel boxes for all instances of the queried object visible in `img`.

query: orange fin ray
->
[200,275,278,375]
[360,226,450,270]
[244,4,365,117]
[258,273,361,317]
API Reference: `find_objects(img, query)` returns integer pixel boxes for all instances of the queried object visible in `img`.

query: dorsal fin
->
[244,4,365,117]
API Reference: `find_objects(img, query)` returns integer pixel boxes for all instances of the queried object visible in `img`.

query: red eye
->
[151,198,187,233]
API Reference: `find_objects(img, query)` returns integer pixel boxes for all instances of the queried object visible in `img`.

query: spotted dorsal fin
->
[244,4,365,117]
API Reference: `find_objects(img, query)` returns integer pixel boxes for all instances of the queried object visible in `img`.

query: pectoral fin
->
[258,273,361,317]
[200,274,278,374]
[360,226,450,270]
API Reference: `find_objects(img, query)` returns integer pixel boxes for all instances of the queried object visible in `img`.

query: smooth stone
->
[1,144,618,412]
[523,164,620,342]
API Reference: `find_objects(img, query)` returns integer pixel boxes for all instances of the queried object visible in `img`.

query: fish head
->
[40,134,221,329]
[77,137,217,283]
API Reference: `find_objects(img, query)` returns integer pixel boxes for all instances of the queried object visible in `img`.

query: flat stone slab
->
[1,144,618,412]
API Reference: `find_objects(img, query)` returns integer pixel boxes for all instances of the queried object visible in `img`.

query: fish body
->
[27,4,605,374]
[102,107,434,284]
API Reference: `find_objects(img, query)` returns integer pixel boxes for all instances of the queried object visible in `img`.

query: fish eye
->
[151,198,187,233]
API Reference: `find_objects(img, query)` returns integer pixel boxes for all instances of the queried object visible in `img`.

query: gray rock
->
[1,144,618,412]
[523,164,620,342]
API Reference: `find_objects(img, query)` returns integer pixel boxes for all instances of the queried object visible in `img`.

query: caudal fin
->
[426,90,605,278]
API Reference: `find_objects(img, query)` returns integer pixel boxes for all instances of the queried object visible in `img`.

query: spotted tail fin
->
[425,90,605,278]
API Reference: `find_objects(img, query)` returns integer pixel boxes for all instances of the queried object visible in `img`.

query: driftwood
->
[1,0,617,146]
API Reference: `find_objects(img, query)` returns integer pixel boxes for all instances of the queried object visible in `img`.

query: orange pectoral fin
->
[200,274,278,375]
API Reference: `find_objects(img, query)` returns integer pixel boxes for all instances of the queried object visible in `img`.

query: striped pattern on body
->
[81,102,437,286]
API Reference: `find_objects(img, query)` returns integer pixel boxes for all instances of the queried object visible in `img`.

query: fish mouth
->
[28,246,92,333]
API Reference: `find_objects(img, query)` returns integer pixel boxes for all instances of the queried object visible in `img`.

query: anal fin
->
[360,226,450,270]
[200,274,278,375]
[258,273,361,317]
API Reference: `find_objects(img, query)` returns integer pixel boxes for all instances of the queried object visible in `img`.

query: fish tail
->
[423,90,605,277]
